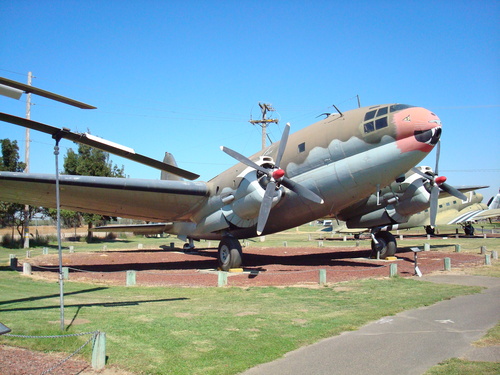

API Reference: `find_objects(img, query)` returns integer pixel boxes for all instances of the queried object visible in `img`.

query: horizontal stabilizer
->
[0,112,200,180]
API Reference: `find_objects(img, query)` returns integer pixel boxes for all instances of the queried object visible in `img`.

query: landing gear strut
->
[371,231,397,258]
[218,237,243,271]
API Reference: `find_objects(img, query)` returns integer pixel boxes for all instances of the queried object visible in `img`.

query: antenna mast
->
[249,102,279,149]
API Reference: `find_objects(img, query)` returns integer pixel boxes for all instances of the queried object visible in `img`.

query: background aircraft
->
[0,82,443,270]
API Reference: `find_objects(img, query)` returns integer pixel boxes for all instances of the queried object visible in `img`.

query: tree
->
[62,143,125,241]
[0,139,38,243]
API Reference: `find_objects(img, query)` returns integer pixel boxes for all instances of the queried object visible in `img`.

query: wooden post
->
[217,271,227,287]
[454,244,461,253]
[126,270,136,286]
[62,267,69,280]
[389,263,397,277]
[319,269,326,285]
[424,243,430,251]
[9,255,18,270]
[444,257,451,271]
[91,331,106,370]
[23,262,32,275]
[480,246,487,255]
[43,247,49,255]
[485,254,491,266]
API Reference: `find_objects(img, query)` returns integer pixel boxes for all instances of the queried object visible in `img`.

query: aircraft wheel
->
[425,226,435,235]
[371,232,397,258]
[218,237,242,271]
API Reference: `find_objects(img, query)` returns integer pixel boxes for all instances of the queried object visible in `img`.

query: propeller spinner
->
[221,123,323,235]
[411,167,467,226]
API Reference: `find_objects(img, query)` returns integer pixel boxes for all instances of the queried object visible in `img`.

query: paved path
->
[241,275,500,375]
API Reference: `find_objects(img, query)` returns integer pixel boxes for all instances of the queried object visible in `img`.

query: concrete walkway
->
[241,275,500,375]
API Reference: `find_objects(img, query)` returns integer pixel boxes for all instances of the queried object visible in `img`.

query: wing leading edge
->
[0,172,209,222]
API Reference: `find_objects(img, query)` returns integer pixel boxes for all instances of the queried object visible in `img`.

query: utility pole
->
[23,72,32,249]
[249,102,279,150]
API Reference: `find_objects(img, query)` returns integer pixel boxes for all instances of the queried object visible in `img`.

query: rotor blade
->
[440,182,468,201]
[435,140,441,176]
[0,77,96,109]
[220,146,269,175]
[429,185,439,227]
[0,112,200,180]
[257,182,276,235]
[281,177,324,204]
[274,122,290,168]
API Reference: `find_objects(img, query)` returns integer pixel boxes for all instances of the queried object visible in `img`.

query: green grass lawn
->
[0,268,483,375]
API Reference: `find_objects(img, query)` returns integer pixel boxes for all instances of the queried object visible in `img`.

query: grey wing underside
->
[0,172,209,222]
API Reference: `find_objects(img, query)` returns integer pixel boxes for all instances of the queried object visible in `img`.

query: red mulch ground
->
[23,237,488,287]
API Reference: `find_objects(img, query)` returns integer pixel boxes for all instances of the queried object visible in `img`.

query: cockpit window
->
[363,106,388,134]
[364,121,375,133]
[375,117,388,130]
[390,104,415,112]
[364,110,376,121]
[376,107,388,117]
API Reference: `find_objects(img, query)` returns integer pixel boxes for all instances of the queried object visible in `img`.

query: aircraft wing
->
[447,208,500,224]
[0,172,209,222]
[91,223,174,234]
[438,185,489,198]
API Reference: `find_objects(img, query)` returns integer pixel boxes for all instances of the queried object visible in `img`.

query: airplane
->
[0,84,443,270]
[330,166,494,247]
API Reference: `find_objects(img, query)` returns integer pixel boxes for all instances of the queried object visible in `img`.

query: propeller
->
[221,122,324,235]
[411,167,467,226]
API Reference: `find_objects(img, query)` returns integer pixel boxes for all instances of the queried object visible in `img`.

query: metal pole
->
[54,139,65,331]
[23,72,32,249]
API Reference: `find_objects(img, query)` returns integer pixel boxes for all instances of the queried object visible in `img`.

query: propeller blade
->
[281,177,324,204]
[411,167,433,181]
[220,146,269,175]
[429,185,439,227]
[440,182,468,201]
[257,181,276,235]
[435,140,441,176]
[274,122,290,167]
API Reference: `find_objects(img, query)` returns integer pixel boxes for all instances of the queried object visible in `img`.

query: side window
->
[364,122,375,133]
[298,142,306,153]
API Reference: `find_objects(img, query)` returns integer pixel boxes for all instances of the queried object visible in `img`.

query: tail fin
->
[487,190,500,209]
[161,152,183,181]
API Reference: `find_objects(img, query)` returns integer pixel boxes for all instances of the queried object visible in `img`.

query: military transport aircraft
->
[0,95,443,270]
[327,166,497,256]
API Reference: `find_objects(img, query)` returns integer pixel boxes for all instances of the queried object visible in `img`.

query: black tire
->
[424,226,435,235]
[371,231,397,258]
[218,237,243,271]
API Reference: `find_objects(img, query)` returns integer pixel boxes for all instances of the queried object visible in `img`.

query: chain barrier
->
[4,331,99,375]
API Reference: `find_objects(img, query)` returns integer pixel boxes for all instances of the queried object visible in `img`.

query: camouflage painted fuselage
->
[190,104,442,239]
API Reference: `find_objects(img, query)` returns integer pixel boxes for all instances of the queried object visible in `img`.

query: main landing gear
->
[217,237,243,271]
[371,231,397,259]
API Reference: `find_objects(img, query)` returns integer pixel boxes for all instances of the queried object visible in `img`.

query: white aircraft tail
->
[161,152,183,181]
[487,191,500,209]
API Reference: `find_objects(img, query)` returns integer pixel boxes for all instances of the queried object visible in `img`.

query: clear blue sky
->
[1,0,499,202]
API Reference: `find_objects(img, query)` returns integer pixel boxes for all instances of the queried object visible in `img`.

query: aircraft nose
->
[394,107,442,153]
